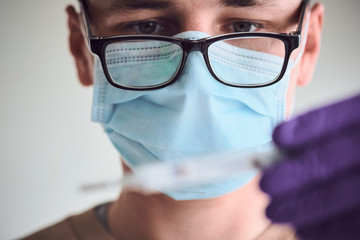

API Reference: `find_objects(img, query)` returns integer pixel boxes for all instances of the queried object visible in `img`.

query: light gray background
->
[1,1,360,239]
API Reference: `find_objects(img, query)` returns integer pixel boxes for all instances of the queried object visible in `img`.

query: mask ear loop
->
[283,8,312,118]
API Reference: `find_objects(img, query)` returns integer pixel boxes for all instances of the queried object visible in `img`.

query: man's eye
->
[114,20,174,36]
[232,21,261,32]
[138,21,158,34]
[134,21,165,34]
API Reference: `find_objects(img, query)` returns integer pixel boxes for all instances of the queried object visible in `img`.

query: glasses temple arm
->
[295,0,310,35]
[78,0,93,45]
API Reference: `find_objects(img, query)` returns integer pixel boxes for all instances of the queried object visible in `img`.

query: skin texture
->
[66,1,324,239]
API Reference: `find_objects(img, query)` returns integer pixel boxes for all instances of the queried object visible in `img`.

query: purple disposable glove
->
[260,94,360,240]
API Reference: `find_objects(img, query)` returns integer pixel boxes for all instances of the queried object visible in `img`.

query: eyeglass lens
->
[208,37,286,86]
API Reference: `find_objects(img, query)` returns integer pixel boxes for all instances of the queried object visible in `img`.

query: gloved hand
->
[260,94,360,240]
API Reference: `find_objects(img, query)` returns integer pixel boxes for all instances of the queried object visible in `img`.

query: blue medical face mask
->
[92,31,299,200]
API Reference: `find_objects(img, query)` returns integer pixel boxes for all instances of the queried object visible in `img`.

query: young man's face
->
[68,0,323,116]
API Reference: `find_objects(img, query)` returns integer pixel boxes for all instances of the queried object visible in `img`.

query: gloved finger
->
[296,206,360,240]
[260,125,360,195]
[265,168,360,226]
[273,94,360,150]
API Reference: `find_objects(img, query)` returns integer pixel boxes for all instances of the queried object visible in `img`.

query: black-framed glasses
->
[80,0,309,90]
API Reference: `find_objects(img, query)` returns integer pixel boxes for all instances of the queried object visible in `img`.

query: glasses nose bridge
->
[181,39,207,55]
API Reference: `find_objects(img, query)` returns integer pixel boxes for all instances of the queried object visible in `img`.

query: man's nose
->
[177,12,217,36]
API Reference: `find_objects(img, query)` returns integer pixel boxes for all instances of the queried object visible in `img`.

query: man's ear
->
[296,3,324,86]
[66,5,94,86]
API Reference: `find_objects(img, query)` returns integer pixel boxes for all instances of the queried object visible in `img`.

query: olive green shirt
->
[21,204,298,240]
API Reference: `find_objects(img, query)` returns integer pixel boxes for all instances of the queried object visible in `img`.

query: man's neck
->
[107,175,271,240]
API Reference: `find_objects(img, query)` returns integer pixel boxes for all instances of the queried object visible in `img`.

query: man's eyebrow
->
[109,0,175,11]
[217,0,272,8]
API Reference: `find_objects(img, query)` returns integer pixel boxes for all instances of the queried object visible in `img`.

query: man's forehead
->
[101,0,277,11]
